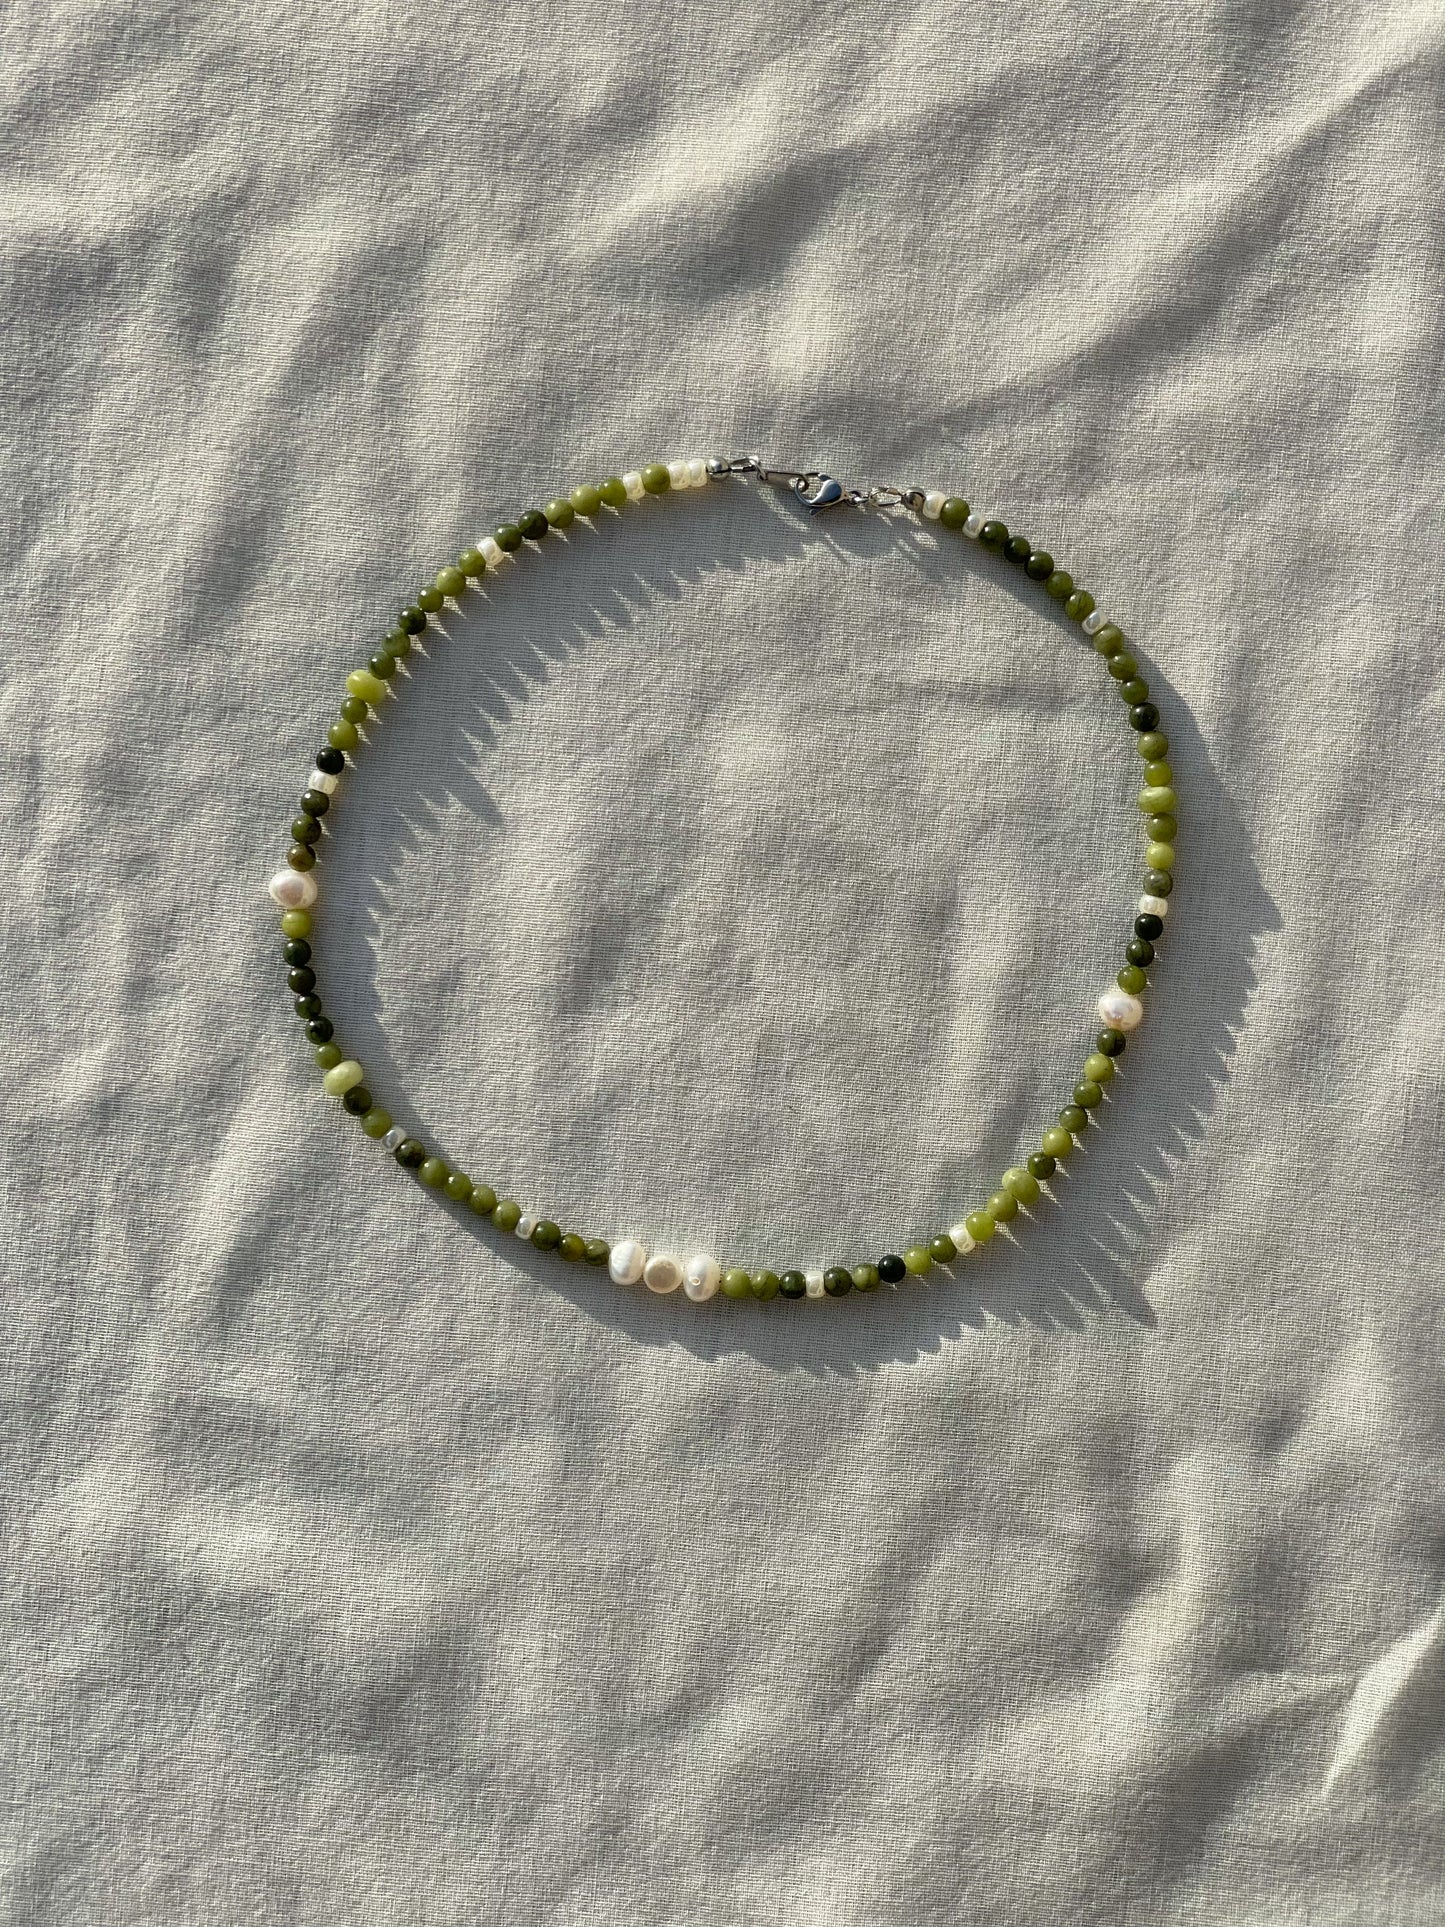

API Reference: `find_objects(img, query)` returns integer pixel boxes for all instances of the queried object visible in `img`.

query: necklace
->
[266,457,1178,1305]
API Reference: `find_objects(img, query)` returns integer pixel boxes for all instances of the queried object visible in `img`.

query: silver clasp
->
[705,458,923,515]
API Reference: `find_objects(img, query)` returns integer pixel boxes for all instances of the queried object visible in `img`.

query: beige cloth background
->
[4,2,1444,1922]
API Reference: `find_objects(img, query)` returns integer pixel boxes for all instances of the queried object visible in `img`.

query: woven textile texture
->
[3,2,1443,1923]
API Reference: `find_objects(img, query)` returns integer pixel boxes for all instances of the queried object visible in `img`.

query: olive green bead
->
[902,1245,933,1276]
[1027,1151,1057,1180]
[397,606,427,633]
[1138,784,1176,815]
[598,478,628,508]
[1146,814,1177,842]
[929,1233,958,1263]
[640,463,670,494]
[939,497,970,530]
[1065,590,1096,621]
[314,1042,343,1070]
[530,1219,561,1250]
[1118,964,1149,994]
[1002,1166,1040,1205]
[417,585,444,613]
[468,1183,498,1217]
[435,566,467,597]
[1024,550,1054,581]
[291,815,321,845]
[720,1267,753,1299]
[543,499,575,529]
[1045,570,1075,601]
[1004,534,1032,565]
[287,844,315,872]
[347,669,388,705]
[985,1190,1017,1224]
[1097,1027,1127,1056]
[1041,1126,1075,1158]
[980,519,1009,549]
[339,696,370,726]
[321,1059,364,1097]
[1144,761,1173,787]
[1074,1080,1104,1109]
[1126,937,1156,967]
[418,1157,449,1188]
[823,1266,853,1296]
[444,1170,474,1202]
[965,1210,996,1243]
[457,549,486,578]
[558,1232,586,1262]
[1145,841,1175,873]
[1137,731,1169,761]
[750,1269,781,1300]
[1092,624,1127,655]
[384,628,411,658]
[491,1198,522,1231]
[1059,1104,1089,1135]
[851,1263,880,1292]
[1106,651,1138,681]
[328,719,359,751]
[280,908,311,939]
[367,653,397,680]
[516,509,549,542]
[584,1238,610,1267]
[569,484,603,518]
[778,1270,808,1299]
[1083,1051,1115,1084]
[361,1107,392,1139]
[1144,868,1174,896]
[493,523,523,552]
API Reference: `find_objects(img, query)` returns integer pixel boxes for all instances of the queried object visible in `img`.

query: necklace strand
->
[266,457,1178,1304]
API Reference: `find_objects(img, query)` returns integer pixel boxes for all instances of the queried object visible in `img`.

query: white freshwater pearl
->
[382,1127,406,1151]
[804,1269,826,1300]
[1082,611,1109,635]
[1098,987,1145,1032]
[479,536,507,569]
[643,1252,683,1294]
[682,1253,720,1301]
[515,1214,537,1242]
[667,460,691,489]
[269,869,318,909]
[622,470,645,502]
[922,489,946,521]
[687,458,708,487]
[307,769,339,796]
[947,1222,977,1254]
[608,1239,646,1286]
[963,511,985,539]
[1139,894,1170,919]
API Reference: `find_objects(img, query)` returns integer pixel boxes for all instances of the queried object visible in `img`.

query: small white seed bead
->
[382,1127,406,1151]
[608,1238,646,1286]
[269,869,318,909]
[643,1252,683,1294]
[622,470,645,502]
[682,1253,720,1301]
[963,511,985,539]
[307,769,339,796]
[1082,611,1109,635]
[922,490,946,521]
[1098,987,1145,1032]
[1139,894,1170,918]
[515,1214,537,1242]
[804,1269,826,1299]
[667,460,690,489]
[947,1222,976,1254]
[687,458,708,487]
[479,536,506,568]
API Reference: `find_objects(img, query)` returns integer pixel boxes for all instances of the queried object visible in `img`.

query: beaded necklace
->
[267,457,1177,1304]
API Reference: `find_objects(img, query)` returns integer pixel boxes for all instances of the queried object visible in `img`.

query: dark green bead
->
[640,463,670,494]
[530,1219,561,1250]
[1126,937,1155,967]
[315,745,345,775]
[468,1183,499,1217]
[287,965,316,994]
[583,1237,610,1266]
[929,1234,957,1263]
[342,1085,372,1116]
[306,1017,334,1044]
[598,478,628,508]
[980,520,1009,549]
[1004,534,1032,566]
[416,586,444,614]
[558,1233,586,1262]
[1074,1080,1104,1109]
[418,1156,449,1188]
[517,509,549,542]
[493,523,523,553]
[385,628,412,659]
[1119,678,1150,706]
[299,789,330,817]
[750,1269,781,1300]
[294,994,322,1020]
[1096,1028,1126,1057]
[1135,913,1164,942]
[1059,1104,1089,1134]
[1147,814,1177,842]
[1107,651,1139,680]
[339,696,369,725]
[1065,590,1096,621]
[1144,868,1174,896]
[543,499,575,529]
[823,1266,853,1296]
[457,548,486,578]
[395,1138,426,1169]
[1045,570,1074,601]
[877,1254,906,1284]
[1130,703,1160,731]
[314,1041,342,1069]
[435,566,467,597]
[291,816,321,845]
[778,1270,807,1299]
[1027,1151,1056,1181]
[490,1198,522,1230]
[398,607,427,634]
[1092,624,1127,655]
[283,939,311,966]
[939,497,970,530]
[445,1171,474,1203]
[287,843,317,870]
[851,1263,880,1292]
[1023,550,1052,581]
[367,653,397,681]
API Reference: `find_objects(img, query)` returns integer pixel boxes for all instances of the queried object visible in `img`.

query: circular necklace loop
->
[266,457,1179,1306]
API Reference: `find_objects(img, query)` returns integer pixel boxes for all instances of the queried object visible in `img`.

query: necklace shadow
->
[312,485,1278,1377]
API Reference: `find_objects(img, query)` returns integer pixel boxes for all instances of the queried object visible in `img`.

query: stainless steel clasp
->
[705,457,923,515]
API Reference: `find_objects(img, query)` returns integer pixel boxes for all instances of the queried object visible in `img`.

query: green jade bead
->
[938,497,970,530]
[1074,1080,1104,1109]
[417,585,444,613]
[493,523,523,552]
[1138,785,1176,816]
[986,1191,1019,1224]
[339,696,369,725]
[778,1271,808,1299]
[1118,965,1149,994]
[558,1233,586,1262]
[1136,731,1169,761]
[750,1269,781,1300]
[1092,624,1126,655]
[1144,761,1173,786]
[457,549,486,578]
[569,484,603,517]
[721,1268,753,1299]
[639,463,671,494]
[347,669,387,705]
[531,1220,561,1250]
[491,1198,522,1232]
[1027,1152,1057,1180]
[280,909,311,939]
[468,1183,498,1217]
[1001,1166,1040,1205]
[1059,1105,1090,1135]
[1045,571,1074,601]
[516,510,549,542]
[584,1239,610,1267]
[598,478,628,508]
[1083,1052,1115,1084]
[903,1246,933,1276]
[435,566,467,597]
[418,1157,449,1189]
[361,1108,392,1138]
[965,1211,997,1244]
[445,1171,474,1203]
[543,499,575,529]
[929,1233,958,1263]
[851,1264,881,1292]
[322,1059,365,1096]
[823,1267,853,1296]
[1146,841,1175,872]
[1041,1126,1075,1158]
[1065,590,1096,621]
[314,1042,343,1070]
[328,720,359,751]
